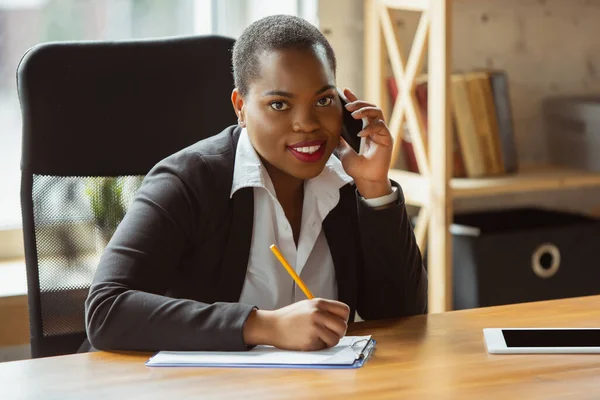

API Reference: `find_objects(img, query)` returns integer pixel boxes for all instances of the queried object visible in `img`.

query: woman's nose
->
[292,108,320,133]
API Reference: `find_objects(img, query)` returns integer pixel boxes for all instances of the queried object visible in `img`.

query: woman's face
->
[232,45,342,182]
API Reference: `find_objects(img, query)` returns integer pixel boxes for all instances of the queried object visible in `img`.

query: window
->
[0,0,316,258]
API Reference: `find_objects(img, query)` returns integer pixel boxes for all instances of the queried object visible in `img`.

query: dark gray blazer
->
[85,125,427,352]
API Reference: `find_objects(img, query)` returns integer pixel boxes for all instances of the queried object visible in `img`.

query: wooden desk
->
[2,295,599,399]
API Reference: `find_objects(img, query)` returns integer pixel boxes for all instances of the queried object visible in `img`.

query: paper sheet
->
[146,335,372,366]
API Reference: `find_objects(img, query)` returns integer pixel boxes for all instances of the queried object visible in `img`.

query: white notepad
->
[146,335,375,369]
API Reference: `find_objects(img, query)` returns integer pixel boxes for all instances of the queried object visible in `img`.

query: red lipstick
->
[287,140,327,163]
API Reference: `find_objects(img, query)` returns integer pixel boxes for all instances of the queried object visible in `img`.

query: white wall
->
[318,0,365,96]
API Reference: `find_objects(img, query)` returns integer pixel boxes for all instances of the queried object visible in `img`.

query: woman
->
[85,14,427,353]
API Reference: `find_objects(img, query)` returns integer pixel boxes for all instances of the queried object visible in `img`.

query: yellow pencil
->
[269,244,314,299]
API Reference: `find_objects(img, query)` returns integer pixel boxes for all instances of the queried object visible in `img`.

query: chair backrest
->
[17,35,237,358]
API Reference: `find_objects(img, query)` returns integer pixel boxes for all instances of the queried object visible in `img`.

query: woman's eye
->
[270,101,289,111]
[317,96,333,107]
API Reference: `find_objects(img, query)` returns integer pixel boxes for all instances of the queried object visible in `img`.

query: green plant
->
[84,176,143,242]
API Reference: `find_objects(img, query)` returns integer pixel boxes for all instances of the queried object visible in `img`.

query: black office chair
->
[17,35,237,358]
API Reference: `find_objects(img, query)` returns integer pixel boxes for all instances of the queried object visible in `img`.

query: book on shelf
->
[456,69,519,177]
[386,69,519,179]
[451,73,486,177]
[487,70,519,173]
[386,76,466,177]
[463,71,504,176]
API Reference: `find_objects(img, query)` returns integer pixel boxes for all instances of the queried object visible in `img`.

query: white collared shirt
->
[232,129,397,310]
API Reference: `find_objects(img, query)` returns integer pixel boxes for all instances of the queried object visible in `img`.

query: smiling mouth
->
[287,140,327,163]
[292,144,323,154]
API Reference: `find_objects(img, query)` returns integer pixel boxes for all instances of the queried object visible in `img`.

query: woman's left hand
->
[337,88,393,199]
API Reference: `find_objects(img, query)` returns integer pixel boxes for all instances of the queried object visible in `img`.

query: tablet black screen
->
[502,329,600,347]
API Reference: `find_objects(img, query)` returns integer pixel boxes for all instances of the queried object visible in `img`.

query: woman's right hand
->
[243,298,351,351]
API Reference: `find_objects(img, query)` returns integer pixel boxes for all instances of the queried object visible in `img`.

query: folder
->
[145,335,376,369]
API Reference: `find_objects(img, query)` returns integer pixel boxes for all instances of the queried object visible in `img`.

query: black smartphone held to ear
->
[337,88,366,154]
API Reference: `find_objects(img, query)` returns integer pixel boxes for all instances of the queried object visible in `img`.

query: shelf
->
[367,0,600,313]
[389,165,600,206]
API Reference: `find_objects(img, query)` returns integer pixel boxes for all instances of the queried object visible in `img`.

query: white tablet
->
[483,328,600,354]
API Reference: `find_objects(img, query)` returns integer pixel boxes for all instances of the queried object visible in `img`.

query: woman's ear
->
[231,88,246,127]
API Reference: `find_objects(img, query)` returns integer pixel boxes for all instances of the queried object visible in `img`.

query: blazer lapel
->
[323,185,359,316]
[215,127,253,303]
[218,186,254,303]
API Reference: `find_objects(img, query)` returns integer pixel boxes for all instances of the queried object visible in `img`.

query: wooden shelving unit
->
[364,0,600,313]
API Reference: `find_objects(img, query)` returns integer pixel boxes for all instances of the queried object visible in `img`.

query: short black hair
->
[232,14,337,96]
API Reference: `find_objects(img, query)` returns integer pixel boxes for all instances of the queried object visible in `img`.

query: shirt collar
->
[230,128,353,199]
[230,128,267,198]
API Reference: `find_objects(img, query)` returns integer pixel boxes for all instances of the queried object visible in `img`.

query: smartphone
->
[337,88,367,154]
[483,328,600,354]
